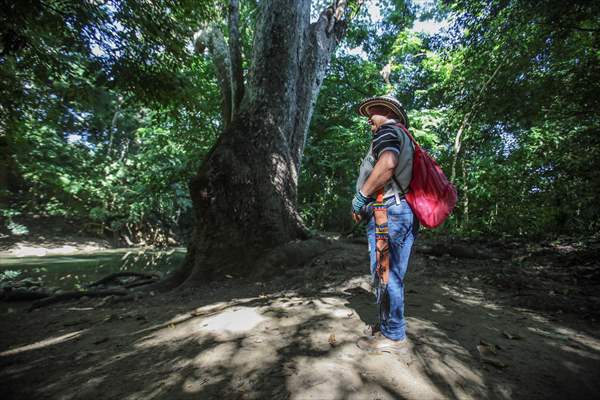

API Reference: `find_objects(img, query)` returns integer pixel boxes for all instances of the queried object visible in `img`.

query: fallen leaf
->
[479,339,500,354]
[477,344,507,369]
[93,337,109,345]
[502,331,523,340]
[328,333,337,347]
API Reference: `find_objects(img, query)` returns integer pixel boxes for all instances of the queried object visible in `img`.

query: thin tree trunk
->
[172,1,353,286]
[450,114,470,184]
[450,61,504,183]
[0,134,10,209]
[461,157,469,228]
[119,136,131,162]
[107,109,119,156]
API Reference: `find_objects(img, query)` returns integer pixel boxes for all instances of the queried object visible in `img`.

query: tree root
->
[253,237,342,279]
[123,278,158,289]
[417,243,493,259]
[86,272,161,288]
[28,289,129,311]
[2,288,53,301]
[0,271,162,310]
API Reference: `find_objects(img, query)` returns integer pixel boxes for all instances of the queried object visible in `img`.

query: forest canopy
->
[2,0,599,243]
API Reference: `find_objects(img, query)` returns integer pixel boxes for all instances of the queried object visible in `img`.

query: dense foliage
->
[2,0,598,243]
[301,0,600,237]
[1,0,221,244]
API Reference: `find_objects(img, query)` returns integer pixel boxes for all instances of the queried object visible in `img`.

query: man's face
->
[367,107,392,133]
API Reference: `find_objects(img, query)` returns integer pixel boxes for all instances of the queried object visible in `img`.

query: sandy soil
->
[1,237,599,399]
[0,215,116,257]
[0,239,113,258]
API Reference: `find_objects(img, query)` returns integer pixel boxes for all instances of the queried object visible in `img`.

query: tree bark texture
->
[175,1,349,285]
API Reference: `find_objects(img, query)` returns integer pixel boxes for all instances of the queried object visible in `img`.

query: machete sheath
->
[372,189,390,323]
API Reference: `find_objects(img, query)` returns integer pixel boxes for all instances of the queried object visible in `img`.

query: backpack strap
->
[389,122,415,200]
[394,122,420,149]
[391,175,407,198]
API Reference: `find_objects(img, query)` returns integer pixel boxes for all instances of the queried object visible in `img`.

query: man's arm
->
[360,151,398,197]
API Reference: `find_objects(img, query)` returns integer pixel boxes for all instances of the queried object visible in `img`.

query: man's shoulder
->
[376,123,400,133]
[373,124,414,154]
[373,124,402,143]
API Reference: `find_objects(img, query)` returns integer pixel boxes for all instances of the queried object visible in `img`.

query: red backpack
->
[395,123,457,229]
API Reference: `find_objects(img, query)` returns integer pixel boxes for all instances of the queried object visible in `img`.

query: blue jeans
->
[366,197,418,340]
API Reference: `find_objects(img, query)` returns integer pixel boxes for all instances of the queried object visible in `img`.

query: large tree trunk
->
[172,1,351,286]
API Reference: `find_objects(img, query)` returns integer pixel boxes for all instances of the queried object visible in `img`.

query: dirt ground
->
[1,235,599,399]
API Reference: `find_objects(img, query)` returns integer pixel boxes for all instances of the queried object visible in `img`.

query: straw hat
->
[356,95,409,128]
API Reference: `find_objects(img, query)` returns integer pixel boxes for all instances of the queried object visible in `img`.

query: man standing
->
[352,95,419,353]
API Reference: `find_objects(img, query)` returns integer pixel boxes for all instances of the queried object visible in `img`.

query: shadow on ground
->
[1,239,599,399]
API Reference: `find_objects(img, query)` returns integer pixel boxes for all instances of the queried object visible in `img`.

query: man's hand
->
[352,190,373,221]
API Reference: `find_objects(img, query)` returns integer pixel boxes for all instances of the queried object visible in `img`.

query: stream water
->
[0,248,186,290]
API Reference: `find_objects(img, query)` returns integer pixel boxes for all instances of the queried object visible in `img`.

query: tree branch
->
[194,25,233,130]
[228,0,245,117]
[334,0,348,20]
[572,26,600,32]
[289,1,352,172]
